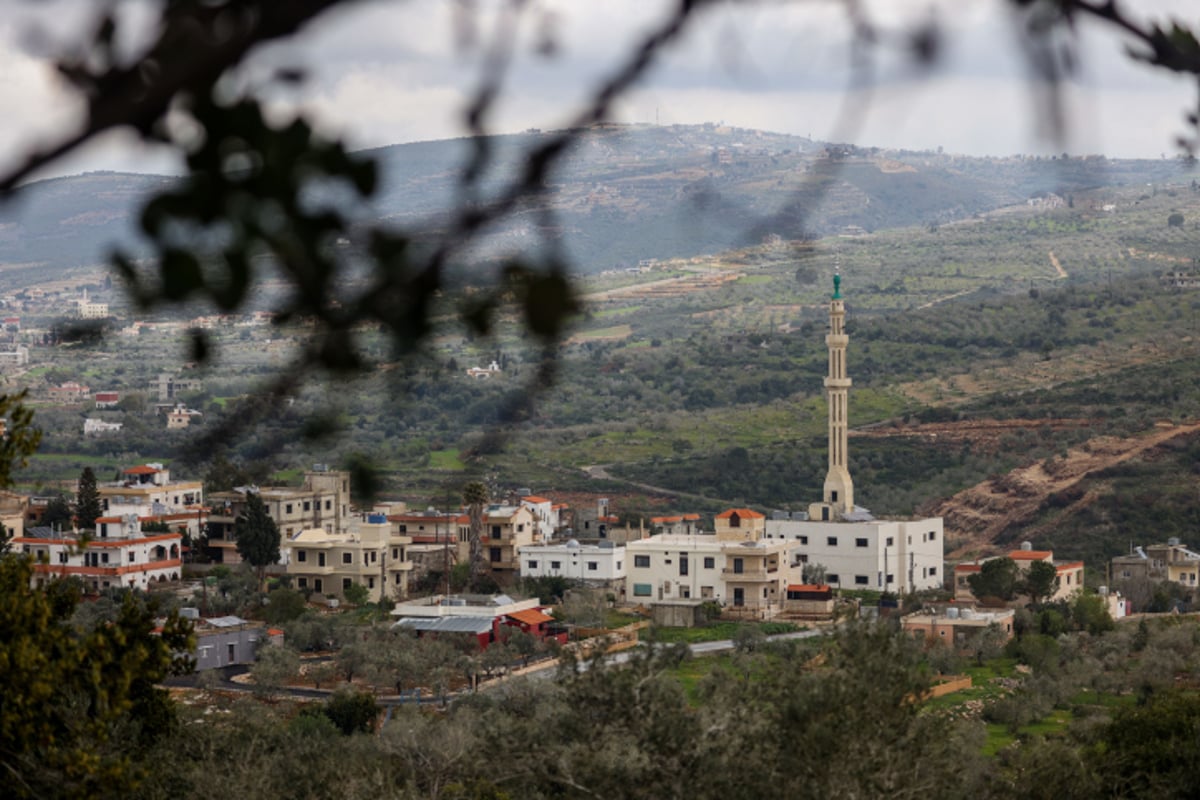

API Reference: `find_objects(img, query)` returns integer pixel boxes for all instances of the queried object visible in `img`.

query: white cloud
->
[1,0,1198,177]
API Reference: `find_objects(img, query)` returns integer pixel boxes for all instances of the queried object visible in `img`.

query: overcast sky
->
[1,0,1197,178]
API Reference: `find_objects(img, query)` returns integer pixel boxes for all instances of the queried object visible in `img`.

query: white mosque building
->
[763,274,945,594]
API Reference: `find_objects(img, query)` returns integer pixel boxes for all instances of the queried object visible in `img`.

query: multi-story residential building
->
[954,543,1085,603]
[520,495,567,541]
[0,345,29,367]
[75,291,109,319]
[287,512,413,601]
[1111,539,1200,592]
[155,372,204,402]
[14,514,183,592]
[48,381,90,403]
[98,464,205,535]
[625,508,797,614]
[519,539,625,589]
[205,467,351,563]
[575,497,621,539]
[480,504,538,572]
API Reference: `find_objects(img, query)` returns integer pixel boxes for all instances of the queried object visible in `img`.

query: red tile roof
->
[507,608,555,627]
[954,564,982,573]
[716,508,765,520]
[522,495,551,504]
[787,584,832,592]
[123,465,160,475]
[682,513,701,521]
[1009,550,1052,561]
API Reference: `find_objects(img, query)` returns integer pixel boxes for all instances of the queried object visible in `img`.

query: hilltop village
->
[6,277,1163,673]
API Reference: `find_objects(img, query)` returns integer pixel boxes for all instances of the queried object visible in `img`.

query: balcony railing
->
[721,567,778,581]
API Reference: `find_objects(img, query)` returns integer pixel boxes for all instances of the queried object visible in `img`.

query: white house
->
[519,539,625,585]
[14,514,183,592]
[765,516,944,594]
[625,509,797,613]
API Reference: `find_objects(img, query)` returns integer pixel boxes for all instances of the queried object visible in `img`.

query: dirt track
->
[905,420,1200,559]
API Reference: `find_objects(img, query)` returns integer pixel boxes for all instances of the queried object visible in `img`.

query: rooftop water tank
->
[945,606,960,619]
[367,513,388,524]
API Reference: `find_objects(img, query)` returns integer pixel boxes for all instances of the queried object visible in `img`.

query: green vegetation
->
[648,620,800,644]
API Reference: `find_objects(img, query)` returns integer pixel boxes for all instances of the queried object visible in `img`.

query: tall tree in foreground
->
[235,492,280,591]
[0,557,193,799]
[75,467,102,531]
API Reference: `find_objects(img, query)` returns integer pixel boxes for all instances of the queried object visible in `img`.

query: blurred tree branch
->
[0,0,1198,484]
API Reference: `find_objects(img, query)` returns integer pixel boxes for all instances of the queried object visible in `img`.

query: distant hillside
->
[1,124,1192,284]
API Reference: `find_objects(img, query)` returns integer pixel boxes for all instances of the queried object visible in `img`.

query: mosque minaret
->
[810,273,854,521]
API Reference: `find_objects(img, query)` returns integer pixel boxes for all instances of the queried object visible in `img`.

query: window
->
[286,504,293,514]
[588,561,598,571]
[128,552,135,563]
[929,567,938,576]
[550,561,561,569]
[392,548,398,559]
[101,553,109,564]
[58,551,68,564]
[703,557,715,569]
[297,550,307,563]
[827,536,838,546]
[315,579,323,593]
[489,547,502,563]
[304,501,311,512]
[855,575,869,585]
[799,536,808,545]
[325,500,332,510]
[633,583,652,597]
[342,578,352,590]
[634,555,650,568]
[886,573,894,583]
[856,538,868,548]
[368,577,375,589]
[491,525,501,539]
[616,561,622,570]
[342,552,352,564]
[886,537,894,546]
[928,530,937,541]
[370,551,377,563]
[733,558,744,574]
[827,574,840,584]
[528,560,538,569]
[318,552,326,567]
[297,577,308,588]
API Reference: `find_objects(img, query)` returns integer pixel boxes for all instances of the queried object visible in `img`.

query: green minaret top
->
[832,273,842,300]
